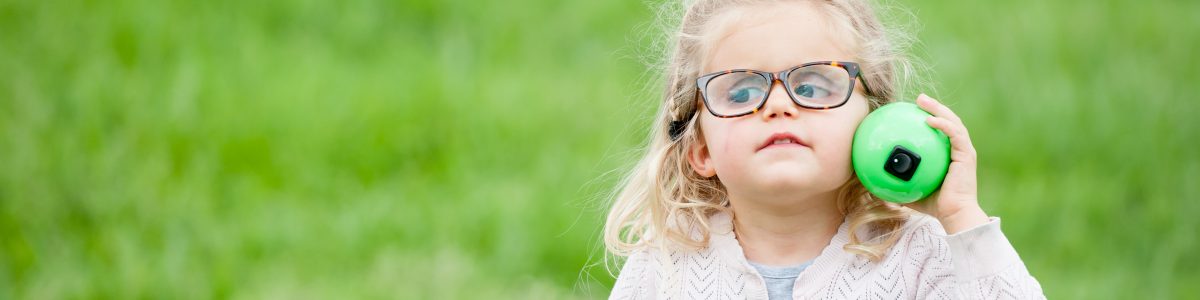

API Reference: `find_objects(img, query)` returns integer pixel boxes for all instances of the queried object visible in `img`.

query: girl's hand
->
[902,94,990,234]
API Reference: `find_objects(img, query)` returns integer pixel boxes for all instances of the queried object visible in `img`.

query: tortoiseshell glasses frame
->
[694,61,871,118]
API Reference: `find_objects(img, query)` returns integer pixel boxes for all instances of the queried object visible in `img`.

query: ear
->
[686,137,717,178]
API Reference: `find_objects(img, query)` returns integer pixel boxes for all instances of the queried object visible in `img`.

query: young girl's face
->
[690,3,870,206]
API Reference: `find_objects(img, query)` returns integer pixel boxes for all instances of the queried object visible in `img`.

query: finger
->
[926,116,977,163]
[925,116,974,152]
[916,94,963,126]
[925,116,960,137]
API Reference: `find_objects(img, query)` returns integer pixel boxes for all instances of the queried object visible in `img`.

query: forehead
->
[702,3,858,74]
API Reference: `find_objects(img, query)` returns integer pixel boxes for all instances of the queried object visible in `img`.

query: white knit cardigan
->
[609,212,1045,299]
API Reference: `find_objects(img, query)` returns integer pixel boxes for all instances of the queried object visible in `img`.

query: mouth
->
[758,132,810,151]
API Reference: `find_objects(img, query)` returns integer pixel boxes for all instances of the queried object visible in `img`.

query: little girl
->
[604,0,1045,299]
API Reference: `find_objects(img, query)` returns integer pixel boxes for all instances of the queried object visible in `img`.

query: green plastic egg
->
[851,102,951,203]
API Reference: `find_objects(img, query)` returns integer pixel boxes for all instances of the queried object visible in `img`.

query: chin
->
[754,169,822,191]
[756,165,848,193]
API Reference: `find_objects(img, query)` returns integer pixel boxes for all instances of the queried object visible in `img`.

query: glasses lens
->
[705,72,768,116]
[786,65,851,107]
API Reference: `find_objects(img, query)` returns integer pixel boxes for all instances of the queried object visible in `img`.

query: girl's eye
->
[726,75,766,104]
[793,84,831,98]
[728,86,765,104]
[790,71,837,99]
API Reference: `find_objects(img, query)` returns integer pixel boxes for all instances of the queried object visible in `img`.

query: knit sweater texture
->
[609,212,1045,299]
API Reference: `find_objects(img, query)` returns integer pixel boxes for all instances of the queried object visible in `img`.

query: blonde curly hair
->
[605,0,926,262]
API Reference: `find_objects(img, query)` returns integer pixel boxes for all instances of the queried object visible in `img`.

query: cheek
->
[830,116,862,150]
[812,100,869,165]
[699,117,747,168]
[823,126,856,166]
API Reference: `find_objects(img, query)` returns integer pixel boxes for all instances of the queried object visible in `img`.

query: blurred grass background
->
[0,0,1196,298]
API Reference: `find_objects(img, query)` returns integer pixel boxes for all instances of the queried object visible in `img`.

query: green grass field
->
[1,0,1197,298]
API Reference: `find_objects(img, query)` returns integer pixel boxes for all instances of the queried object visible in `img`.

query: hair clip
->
[668,116,691,141]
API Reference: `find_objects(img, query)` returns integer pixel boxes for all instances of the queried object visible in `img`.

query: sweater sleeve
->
[938,217,1046,299]
[609,249,657,300]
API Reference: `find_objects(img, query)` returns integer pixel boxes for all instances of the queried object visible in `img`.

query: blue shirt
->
[748,260,814,300]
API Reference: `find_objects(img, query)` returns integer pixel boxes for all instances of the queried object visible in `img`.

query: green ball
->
[851,102,951,203]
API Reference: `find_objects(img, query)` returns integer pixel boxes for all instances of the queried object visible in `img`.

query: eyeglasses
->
[695,61,868,118]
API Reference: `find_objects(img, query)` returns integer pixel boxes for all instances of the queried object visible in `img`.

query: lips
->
[758,132,810,151]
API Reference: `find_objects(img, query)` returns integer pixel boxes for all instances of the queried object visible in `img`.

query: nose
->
[760,79,799,121]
